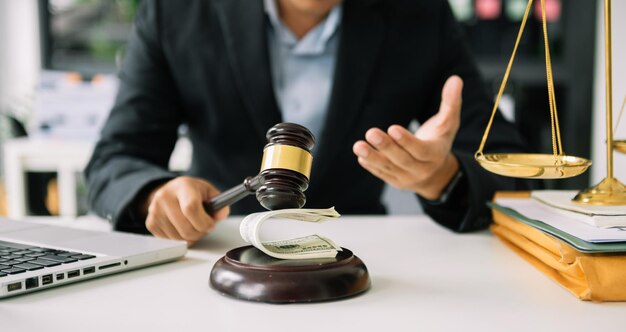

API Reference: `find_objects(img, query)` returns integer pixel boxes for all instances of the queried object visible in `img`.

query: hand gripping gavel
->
[203,123,315,213]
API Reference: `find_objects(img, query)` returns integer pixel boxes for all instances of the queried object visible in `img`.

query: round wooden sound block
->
[209,245,370,303]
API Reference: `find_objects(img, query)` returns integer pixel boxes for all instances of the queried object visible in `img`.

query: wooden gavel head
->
[203,123,315,214]
[255,123,315,210]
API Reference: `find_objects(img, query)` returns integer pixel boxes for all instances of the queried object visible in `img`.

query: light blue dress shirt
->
[264,0,343,150]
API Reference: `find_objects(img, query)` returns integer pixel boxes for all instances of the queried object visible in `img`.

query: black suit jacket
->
[85,0,534,234]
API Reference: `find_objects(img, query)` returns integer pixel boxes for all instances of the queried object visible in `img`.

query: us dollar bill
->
[239,207,342,260]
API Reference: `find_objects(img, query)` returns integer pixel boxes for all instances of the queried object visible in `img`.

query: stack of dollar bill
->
[239,207,342,260]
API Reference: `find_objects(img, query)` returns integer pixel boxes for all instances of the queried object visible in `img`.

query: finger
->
[357,157,400,184]
[212,205,230,221]
[353,140,398,174]
[365,128,418,172]
[388,125,439,162]
[178,190,215,233]
[198,181,230,222]
[162,198,204,241]
[146,189,184,240]
[146,218,166,239]
[157,217,184,241]
[438,75,463,121]
[353,141,402,181]
[353,140,372,158]
[145,200,170,239]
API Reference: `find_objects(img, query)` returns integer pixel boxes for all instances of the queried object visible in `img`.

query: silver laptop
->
[0,218,186,298]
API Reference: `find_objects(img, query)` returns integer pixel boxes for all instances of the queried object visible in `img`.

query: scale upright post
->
[573,0,626,205]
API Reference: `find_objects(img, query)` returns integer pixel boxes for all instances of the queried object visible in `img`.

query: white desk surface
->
[1,215,625,332]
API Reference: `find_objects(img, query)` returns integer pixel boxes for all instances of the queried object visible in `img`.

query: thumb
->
[199,179,221,200]
[415,75,463,141]
[438,75,463,124]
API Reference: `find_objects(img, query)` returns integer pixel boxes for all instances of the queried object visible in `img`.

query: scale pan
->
[615,140,626,154]
[476,153,591,179]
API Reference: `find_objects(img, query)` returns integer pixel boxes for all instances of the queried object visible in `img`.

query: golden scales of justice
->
[474,0,626,205]
[615,96,626,154]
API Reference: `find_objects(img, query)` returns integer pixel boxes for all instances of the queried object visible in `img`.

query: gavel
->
[203,123,315,213]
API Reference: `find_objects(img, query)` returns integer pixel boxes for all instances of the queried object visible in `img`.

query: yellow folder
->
[491,192,626,302]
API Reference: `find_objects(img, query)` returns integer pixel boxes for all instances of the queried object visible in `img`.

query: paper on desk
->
[495,197,626,243]
[531,190,626,228]
[239,207,342,260]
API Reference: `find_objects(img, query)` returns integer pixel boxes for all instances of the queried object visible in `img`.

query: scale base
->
[573,177,626,205]
[209,245,370,303]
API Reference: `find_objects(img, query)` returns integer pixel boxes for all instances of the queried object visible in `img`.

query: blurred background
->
[0,0,624,218]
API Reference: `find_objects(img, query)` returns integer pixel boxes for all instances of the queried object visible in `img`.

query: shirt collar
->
[264,0,342,55]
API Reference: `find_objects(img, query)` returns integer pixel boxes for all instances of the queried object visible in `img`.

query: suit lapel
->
[313,0,384,180]
[214,0,282,142]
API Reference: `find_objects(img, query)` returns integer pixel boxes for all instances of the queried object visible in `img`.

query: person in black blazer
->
[85,0,534,244]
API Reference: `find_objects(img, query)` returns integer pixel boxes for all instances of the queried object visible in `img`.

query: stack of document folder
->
[490,191,626,302]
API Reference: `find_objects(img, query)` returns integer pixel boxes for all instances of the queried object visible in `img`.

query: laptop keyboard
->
[0,240,95,277]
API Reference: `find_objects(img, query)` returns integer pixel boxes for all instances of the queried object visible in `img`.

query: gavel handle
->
[203,175,263,214]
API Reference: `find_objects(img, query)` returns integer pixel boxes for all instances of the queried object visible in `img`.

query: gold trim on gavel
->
[260,144,313,179]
